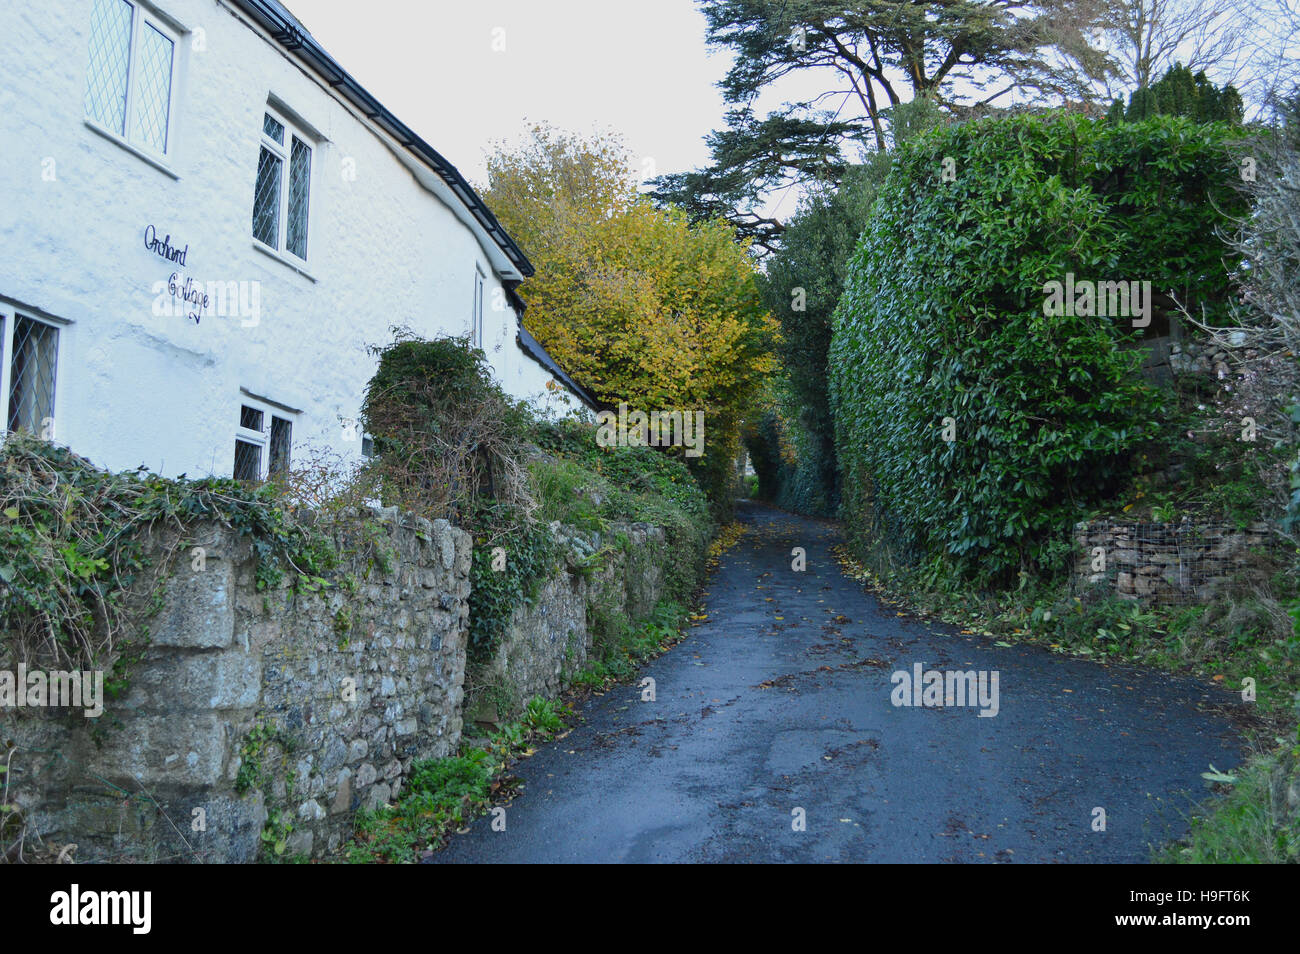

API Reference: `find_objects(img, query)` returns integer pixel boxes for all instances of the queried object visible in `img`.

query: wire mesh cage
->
[1073,518,1276,606]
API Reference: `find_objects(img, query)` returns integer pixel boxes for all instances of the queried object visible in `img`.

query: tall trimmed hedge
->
[829,112,1245,581]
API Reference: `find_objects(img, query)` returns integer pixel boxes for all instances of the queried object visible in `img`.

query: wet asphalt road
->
[431,501,1247,864]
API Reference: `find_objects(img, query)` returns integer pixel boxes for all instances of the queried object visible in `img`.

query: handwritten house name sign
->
[143,225,261,327]
[144,224,189,266]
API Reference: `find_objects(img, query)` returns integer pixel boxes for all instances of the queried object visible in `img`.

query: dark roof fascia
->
[227,0,533,278]
[503,280,604,412]
[515,321,606,412]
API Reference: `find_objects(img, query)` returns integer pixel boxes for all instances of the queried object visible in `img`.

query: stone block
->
[125,648,262,711]
[151,556,235,649]
[87,713,229,788]
[330,769,353,815]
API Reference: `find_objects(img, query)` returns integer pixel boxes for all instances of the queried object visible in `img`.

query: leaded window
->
[84,0,177,157]
[253,109,313,261]
[233,399,294,481]
[0,310,61,438]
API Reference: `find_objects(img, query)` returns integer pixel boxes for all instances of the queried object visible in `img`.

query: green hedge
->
[743,409,837,517]
[830,112,1245,582]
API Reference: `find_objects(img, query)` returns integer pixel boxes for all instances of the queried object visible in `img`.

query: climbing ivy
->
[467,508,558,663]
[0,435,339,693]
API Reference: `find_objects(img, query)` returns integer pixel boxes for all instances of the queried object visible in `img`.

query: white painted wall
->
[0,0,584,478]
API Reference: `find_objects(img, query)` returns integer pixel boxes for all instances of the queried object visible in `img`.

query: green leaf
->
[1200,765,1238,784]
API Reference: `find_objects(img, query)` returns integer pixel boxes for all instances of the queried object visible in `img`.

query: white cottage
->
[0,0,596,481]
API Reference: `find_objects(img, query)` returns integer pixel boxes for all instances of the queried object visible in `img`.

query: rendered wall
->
[0,0,578,481]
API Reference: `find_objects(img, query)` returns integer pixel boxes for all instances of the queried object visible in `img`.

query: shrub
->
[830,112,1246,582]
[362,334,564,663]
[360,332,535,528]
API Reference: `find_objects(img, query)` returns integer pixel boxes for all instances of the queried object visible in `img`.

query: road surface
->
[431,501,1246,863]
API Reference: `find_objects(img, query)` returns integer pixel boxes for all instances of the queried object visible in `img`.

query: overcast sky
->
[285,0,736,189]
[283,0,1296,209]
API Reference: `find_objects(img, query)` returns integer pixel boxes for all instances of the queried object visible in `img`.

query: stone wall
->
[1073,518,1275,603]
[2,507,471,863]
[474,522,669,718]
[3,507,683,862]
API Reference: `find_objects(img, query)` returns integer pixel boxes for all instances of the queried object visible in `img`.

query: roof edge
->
[226,0,533,277]
[514,320,605,412]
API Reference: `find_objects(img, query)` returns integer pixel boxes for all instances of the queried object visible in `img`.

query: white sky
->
[283,0,736,189]
[282,0,1296,214]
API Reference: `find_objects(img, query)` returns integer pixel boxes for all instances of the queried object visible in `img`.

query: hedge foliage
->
[830,112,1246,581]
[750,101,949,517]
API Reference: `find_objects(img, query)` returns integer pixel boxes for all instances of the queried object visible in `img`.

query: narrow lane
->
[431,501,1246,863]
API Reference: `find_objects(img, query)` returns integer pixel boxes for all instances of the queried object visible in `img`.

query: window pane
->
[269,417,291,476]
[8,317,58,435]
[263,113,284,145]
[252,147,282,248]
[239,405,263,431]
[129,22,174,153]
[83,0,133,135]
[287,138,311,259]
[234,440,262,481]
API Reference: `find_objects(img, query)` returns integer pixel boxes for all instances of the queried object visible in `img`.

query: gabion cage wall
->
[1073,519,1276,605]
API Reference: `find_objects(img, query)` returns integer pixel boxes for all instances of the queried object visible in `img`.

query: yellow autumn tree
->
[481,124,778,509]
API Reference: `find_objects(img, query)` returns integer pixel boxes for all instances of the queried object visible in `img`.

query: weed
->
[344,697,571,863]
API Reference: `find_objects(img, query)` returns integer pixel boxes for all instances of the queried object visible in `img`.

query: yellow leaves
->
[480,126,774,460]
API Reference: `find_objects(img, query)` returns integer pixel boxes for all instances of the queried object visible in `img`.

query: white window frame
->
[234,396,296,481]
[0,305,63,440]
[472,267,485,348]
[254,106,315,264]
[83,0,182,160]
